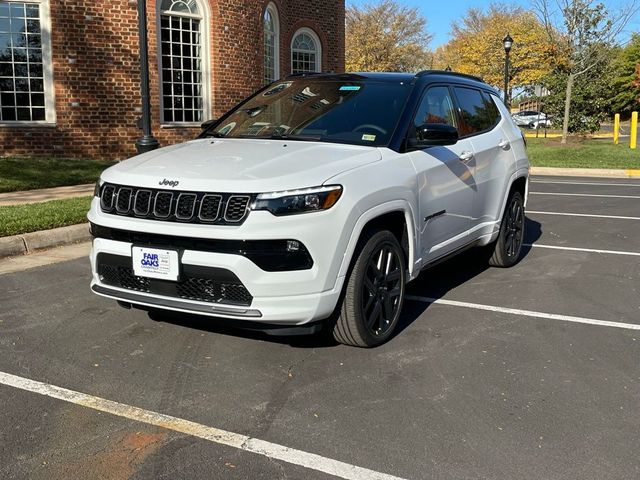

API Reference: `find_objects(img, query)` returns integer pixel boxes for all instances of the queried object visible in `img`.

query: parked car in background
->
[89,71,529,347]
[529,117,553,129]
[512,111,550,128]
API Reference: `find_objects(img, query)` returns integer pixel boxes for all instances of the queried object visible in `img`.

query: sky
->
[347,0,640,49]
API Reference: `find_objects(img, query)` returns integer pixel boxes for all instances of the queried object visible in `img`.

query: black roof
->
[285,70,489,88]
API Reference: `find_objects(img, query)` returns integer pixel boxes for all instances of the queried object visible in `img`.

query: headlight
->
[252,185,342,216]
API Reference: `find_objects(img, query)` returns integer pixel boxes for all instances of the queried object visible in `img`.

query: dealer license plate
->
[132,247,179,281]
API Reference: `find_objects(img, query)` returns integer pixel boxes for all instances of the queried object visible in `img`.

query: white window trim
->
[290,27,321,74]
[263,2,279,83]
[156,0,211,126]
[0,0,56,126]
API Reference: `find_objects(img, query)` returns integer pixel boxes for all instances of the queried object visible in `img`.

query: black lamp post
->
[135,0,160,154]
[503,33,513,108]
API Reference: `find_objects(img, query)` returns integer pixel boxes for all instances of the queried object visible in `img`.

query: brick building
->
[0,0,345,159]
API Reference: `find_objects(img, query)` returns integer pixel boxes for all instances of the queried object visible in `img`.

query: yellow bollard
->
[614,113,620,145]
[631,112,638,149]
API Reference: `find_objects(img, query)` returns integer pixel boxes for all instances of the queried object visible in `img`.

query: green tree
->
[345,0,433,72]
[542,56,615,133]
[535,0,638,143]
[610,33,640,117]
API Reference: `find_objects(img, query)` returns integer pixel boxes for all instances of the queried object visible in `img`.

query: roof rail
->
[415,70,484,83]
[284,72,325,79]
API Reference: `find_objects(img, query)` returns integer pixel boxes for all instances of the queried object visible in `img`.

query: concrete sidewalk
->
[0,183,94,206]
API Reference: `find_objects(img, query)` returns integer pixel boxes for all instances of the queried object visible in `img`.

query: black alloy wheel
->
[361,243,403,337]
[504,195,524,258]
[488,190,525,268]
[332,230,406,347]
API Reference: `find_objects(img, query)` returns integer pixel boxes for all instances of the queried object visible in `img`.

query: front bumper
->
[88,197,350,325]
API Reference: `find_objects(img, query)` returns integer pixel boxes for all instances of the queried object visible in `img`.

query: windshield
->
[208,79,412,147]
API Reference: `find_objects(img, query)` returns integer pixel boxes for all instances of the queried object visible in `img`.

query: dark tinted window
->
[413,86,457,128]
[453,87,500,136]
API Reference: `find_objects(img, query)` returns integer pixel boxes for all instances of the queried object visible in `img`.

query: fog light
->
[287,240,300,252]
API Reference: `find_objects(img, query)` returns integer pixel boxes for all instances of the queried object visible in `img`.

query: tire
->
[331,230,406,347]
[487,191,525,268]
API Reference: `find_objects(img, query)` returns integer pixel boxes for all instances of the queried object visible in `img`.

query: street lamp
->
[135,0,160,154]
[503,33,513,108]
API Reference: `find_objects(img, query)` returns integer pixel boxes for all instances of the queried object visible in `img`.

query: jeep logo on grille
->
[159,178,179,188]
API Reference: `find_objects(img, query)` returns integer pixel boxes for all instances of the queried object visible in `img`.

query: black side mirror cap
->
[200,118,218,130]
[413,123,459,147]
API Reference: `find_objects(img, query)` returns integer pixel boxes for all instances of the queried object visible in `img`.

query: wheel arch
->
[497,170,529,224]
[337,200,419,282]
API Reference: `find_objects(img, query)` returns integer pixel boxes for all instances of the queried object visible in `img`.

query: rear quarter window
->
[453,87,501,137]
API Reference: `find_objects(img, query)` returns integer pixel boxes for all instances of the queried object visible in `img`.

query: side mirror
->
[413,123,459,147]
[200,118,218,131]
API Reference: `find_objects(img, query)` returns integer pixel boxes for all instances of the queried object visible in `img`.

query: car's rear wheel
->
[332,230,406,347]
[487,191,525,267]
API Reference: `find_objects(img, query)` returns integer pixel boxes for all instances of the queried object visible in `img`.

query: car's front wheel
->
[331,230,406,347]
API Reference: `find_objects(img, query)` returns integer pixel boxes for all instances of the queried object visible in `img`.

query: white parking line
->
[531,180,640,187]
[527,210,640,221]
[525,244,640,257]
[406,296,640,331]
[0,372,407,480]
[530,192,640,199]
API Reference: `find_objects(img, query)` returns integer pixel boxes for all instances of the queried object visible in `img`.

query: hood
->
[101,138,382,192]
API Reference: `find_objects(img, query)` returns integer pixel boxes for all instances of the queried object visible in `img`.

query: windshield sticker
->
[339,85,361,91]
[362,134,376,142]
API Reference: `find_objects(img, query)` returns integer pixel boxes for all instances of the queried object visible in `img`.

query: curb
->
[530,167,640,178]
[0,223,91,259]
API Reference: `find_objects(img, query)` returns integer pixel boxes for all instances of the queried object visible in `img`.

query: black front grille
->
[134,190,152,216]
[99,183,255,225]
[154,191,173,218]
[199,194,222,222]
[97,253,253,306]
[224,196,250,222]
[176,194,197,220]
[116,188,132,213]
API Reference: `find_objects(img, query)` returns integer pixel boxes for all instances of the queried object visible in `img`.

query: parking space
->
[1,175,639,479]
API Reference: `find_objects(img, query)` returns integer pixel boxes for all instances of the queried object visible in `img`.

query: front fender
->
[336,199,420,284]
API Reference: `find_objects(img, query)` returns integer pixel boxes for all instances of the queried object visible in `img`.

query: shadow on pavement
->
[148,217,542,348]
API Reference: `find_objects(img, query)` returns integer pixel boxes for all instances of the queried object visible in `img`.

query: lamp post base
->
[135,136,160,154]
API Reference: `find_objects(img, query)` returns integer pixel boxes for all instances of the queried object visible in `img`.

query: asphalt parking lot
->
[1,175,639,480]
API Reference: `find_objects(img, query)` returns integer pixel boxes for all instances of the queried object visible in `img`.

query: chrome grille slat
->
[100,185,116,210]
[133,190,152,216]
[199,194,222,222]
[116,188,132,213]
[99,184,252,225]
[175,193,197,220]
[154,192,174,218]
[224,195,251,223]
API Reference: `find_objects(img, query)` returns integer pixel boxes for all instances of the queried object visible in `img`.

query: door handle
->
[498,139,510,149]
[459,151,474,163]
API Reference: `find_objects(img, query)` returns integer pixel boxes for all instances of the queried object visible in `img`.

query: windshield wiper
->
[203,131,227,138]
[267,133,323,141]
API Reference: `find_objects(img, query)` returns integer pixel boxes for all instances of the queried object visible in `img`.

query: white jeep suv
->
[89,71,529,347]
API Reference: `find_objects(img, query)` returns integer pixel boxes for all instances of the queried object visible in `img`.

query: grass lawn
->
[0,196,92,237]
[0,157,116,193]
[526,137,640,169]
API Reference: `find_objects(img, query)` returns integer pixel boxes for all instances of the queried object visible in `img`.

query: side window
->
[453,87,500,136]
[413,86,457,129]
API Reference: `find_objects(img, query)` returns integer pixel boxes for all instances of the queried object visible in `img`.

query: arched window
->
[291,28,321,74]
[263,3,279,84]
[158,0,208,123]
